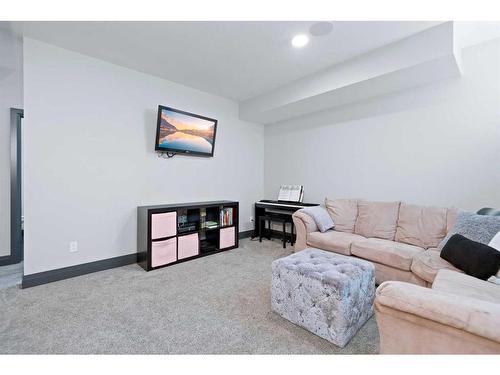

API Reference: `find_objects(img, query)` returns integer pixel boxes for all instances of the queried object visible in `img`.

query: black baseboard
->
[238,230,253,239]
[22,253,138,289]
[22,231,255,288]
[0,254,16,266]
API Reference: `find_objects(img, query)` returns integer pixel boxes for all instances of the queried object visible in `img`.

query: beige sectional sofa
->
[292,198,500,353]
[292,198,460,286]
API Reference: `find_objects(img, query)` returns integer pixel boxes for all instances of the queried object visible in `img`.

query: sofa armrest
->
[375,281,500,349]
[292,211,318,252]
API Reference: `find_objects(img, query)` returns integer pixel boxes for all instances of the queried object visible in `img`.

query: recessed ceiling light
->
[291,34,309,48]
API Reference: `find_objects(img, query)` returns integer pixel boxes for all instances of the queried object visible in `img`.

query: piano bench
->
[259,214,295,249]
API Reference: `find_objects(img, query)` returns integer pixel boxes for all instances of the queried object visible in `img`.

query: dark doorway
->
[5,108,23,266]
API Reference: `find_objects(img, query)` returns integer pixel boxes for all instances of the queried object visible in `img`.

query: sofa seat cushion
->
[306,230,366,256]
[394,203,448,249]
[351,238,424,271]
[354,200,401,240]
[411,248,462,283]
[433,269,500,304]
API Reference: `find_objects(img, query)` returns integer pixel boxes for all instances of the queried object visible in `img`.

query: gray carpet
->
[0,238,379,354]
[0,262,22,289]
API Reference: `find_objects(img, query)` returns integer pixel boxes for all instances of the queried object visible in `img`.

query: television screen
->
[155,105,217,157]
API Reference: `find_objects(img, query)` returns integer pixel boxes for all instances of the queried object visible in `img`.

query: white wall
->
[20,33,500,275]
[265,39,500,211]
[23,38,264,275]
[0,28,23,257]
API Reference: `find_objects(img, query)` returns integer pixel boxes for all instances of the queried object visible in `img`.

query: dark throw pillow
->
[441,234,500,280]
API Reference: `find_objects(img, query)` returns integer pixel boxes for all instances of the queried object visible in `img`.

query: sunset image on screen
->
[157,108,216,154]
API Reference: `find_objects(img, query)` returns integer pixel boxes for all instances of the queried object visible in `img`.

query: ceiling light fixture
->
[309,22,333,37]
[291,34,309,48]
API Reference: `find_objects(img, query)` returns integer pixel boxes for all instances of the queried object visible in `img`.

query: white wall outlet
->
[69,241,78,253]
[249,216,254,223]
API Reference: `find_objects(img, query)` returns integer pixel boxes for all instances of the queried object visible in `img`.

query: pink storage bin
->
[178,233,199,259]
[220,226,236,249]
[151,212,177,239]
[151,238,177,267]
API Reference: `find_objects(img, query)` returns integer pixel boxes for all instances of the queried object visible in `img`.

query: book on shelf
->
[205,220,218,229]
[220,207,233,227]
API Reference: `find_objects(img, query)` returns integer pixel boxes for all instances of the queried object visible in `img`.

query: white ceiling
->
[7,21,442,101]
[240,22,463,124]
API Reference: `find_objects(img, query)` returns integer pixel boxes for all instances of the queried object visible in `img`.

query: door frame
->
[0,108,24,266]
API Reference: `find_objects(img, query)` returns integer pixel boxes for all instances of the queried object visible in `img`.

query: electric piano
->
[253,199,319,238]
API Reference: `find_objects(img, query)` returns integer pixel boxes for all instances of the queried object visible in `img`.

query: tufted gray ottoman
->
[271,248,375,347]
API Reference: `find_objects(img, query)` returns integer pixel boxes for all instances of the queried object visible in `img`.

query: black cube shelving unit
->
[137,200,239,271]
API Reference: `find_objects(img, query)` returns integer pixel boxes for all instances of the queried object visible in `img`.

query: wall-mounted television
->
[155,105,218,157]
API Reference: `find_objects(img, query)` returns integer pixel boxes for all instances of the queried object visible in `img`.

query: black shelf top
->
[138,200,238,210]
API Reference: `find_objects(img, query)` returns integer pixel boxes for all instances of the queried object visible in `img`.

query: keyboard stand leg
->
[282,222,286,249]
[259,218,262,242]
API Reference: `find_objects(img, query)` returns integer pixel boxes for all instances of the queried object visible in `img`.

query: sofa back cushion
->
[395,203,448,249]
[446,208,458,233]
[325,198,358,233]
[354,200,401,240]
